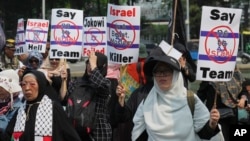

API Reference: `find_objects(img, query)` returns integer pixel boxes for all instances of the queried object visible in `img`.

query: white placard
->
[50,8,83,59]
[196,6,242,81]
[107,4,141,64]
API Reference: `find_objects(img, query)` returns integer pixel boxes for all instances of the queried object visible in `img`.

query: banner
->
[107,4,141,64]
[196,6,242,81]
[83,16,107,56]
[15,18,26,55]
[50,8,83,59]
[25,19,49,53]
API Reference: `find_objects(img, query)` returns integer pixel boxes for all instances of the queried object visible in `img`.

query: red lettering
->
[83,48,105,56]
[110,6,136,17]
[18,22,24,28]
[27,20,49,27]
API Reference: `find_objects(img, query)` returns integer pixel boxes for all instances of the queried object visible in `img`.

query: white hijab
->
[132,70,210,141]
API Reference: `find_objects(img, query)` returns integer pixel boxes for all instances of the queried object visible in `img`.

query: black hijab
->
[21,70,59,104]
[82,52,108,81]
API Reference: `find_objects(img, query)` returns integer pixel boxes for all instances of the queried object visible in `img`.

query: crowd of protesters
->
[0,35,249,141]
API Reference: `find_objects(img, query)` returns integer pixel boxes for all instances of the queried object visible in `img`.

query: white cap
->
[0,69,22,94]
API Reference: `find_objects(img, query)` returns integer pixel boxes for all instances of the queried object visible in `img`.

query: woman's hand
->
[237,96,247,108]
[88,51,97,71]
[179,56,186,68]
[209,108,220,129]
[60,69,67,80]
[18,66,26,78]
[116,83,126,107]
[47,70,60,78]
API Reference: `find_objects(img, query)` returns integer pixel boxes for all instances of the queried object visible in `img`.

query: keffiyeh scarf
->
[12,95,53,141]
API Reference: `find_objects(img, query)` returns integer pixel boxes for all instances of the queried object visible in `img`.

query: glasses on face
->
[49,58,60,61]
[20,81,37,87]
[29,59,39,64]
[153,68,173,77]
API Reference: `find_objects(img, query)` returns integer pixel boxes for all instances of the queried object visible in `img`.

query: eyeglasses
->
[153,68,173,77]
[20,81,37,87]
[29,59,39,64]
[49,58,60,61]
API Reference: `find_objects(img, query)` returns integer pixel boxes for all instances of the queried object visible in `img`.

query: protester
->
[0,39,19,71]
[197,65,245,141]
[115,77,153,141]
[114,46,164,141]
[120,53,221,141]
[25,50,43,70]
[174,42,196,89]
[105,62,121,140]
[237,78,250,125]
[0,69,23,133]
[40,57,70,106]
[110,43,150,141]
[67,51,112,141]
[240,78,250,108]
[0,70,81,141]
[17,50,43,79]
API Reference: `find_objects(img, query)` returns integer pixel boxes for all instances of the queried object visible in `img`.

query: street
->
[68,59,86,77]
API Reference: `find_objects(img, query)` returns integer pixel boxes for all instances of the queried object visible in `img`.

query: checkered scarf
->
[12,95,52,140]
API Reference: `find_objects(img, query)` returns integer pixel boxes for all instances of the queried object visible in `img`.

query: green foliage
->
[0,0,246,41]
[189,4,201,39]
[141,24,168,43]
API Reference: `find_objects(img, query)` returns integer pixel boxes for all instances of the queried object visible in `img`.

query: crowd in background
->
[0,36,249,141]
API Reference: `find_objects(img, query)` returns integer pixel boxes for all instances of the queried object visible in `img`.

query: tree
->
[189,4,201,39]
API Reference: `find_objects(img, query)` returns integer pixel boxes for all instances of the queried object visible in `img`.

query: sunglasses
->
[29,59,39,64]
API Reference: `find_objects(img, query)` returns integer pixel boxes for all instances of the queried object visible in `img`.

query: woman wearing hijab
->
[24,50,43,70]
[0,69,23,133]
[17,50,44,80]
[118,53,221,141]
[67,51,112,141]
[40,57,71,106]
[0,70,81,141]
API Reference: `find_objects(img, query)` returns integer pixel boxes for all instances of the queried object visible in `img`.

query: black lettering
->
[210,9,220,20]
[200,67,233,79]
[109,52,133,63]
[84,17,104,27]
[200,67,210,78]
[209,70,217,79]
[56,10,63,17]
[28,44,42,50]
[63,12,69,18]
[50,49,80,58]
[84,19,88,27]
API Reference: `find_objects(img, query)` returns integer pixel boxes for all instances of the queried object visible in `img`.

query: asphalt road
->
[68,59,86,77]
